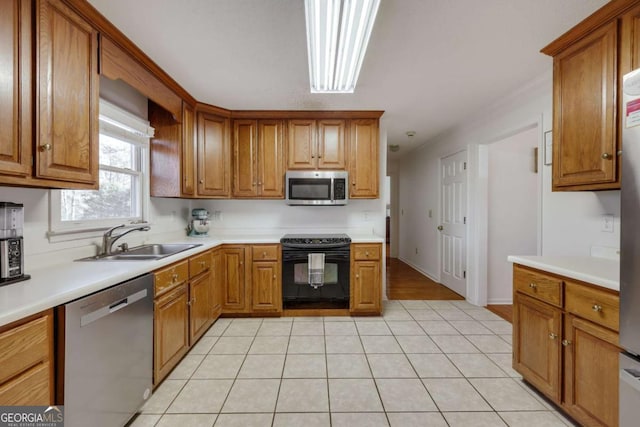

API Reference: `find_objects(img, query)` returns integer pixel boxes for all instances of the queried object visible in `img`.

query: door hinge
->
[463,162,467,170]
[463,271,466,279]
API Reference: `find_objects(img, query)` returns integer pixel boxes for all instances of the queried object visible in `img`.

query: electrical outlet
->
[602,214,614,232]
[212,210,222,221]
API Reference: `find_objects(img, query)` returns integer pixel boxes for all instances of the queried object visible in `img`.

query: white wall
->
[396,71,621,303]
[487,127,539,303]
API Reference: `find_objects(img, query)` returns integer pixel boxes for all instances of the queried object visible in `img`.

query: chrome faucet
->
[100,224,151,256]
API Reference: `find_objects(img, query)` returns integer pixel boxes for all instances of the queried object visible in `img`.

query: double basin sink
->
[77,243,202,261]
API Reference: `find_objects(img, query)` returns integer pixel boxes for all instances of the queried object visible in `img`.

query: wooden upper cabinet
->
[233,119,284,198]
[287,119,347,170]
[288,119,316,169]
[182,103,196,196]
[621,3,640,74]
[36,0,99,185]
[317,120,346,169]
[0,0,31,177]
[197,111,230,197]
[232,120,258,197]
[257,120,285,197]
[349,119,379,198]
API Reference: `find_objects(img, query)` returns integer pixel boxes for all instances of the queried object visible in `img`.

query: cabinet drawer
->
[154,260,189,296]
[353,244,381,261]
[514,265,563,307]
[0,314,50,385]
[252,245,279,261]
[189,251,211,278]
[565,281,619,331]
[0,362,50,406]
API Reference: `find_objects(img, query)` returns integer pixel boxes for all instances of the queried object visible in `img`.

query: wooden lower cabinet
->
[0,309,54,405]
[153,250,218,385]
[350,243,382,314]
[251,245,281,314]
[563,314,619,427]
[513,292,562,402]
[221,246,250,313]
[512,264,620,427]
[154,283,189,384]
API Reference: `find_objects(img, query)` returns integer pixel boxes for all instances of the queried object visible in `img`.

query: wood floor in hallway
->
[386,257,464,300]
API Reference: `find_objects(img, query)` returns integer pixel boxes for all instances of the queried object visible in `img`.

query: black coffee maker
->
[0,202,29,285]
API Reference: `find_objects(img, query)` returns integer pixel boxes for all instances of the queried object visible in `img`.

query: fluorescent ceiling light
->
[305,0,381,93]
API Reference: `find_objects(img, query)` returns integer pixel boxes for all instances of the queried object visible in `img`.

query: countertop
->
[507,255,619,292]
[0,233,384,327]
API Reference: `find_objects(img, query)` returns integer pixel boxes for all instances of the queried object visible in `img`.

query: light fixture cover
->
[304,0,381,93]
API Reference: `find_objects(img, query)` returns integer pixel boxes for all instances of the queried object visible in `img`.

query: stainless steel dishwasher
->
[62,273,153,427]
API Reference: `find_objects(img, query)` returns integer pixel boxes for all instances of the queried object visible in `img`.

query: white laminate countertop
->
[507,255,619,292]
[0,233,384,327]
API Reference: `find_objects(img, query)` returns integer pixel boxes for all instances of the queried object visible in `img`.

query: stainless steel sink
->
[76,243,203,261]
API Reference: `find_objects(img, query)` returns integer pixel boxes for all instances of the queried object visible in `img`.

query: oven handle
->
[283,252,350,261]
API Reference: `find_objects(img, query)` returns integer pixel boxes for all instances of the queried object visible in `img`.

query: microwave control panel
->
[334,179,346,200]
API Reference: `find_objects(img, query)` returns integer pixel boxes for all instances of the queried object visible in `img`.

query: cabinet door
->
[0,362,50,405]
[317,120,346,170]
[182,103,196,196]
[621,3,640,77]
[563,314,619,427]
[36,0,99,185]
[222,247,248,313]
[211,249,222,319]
[189,271,212,344]
[552,21,618,190]
[197,112,230,197]
[252,261,281,313]
[0,0,31,177]
[287,119,316,169]
[350,260,381,314]
[513,292,562,402]
[349,119,379,198]
[154,283,189,384]
[258,120,285,198]
[232,120,258,197]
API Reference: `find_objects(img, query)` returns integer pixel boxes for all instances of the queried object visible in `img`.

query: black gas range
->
[280,234,351,309]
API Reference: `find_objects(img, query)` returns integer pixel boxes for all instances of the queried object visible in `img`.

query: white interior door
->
[440,150,467,296]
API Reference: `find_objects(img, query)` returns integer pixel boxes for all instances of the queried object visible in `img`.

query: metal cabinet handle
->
[618,150,623,157]
[199,261,206,267]
[356,274,360,279]
[273,275,276,279]
[199,179,204,184]
[437,225,443,231]
[258,182,262,185]
[240,261,243,265]
[602,153,612,160]
[365,251,369,256]
[592,304,603,312]
[40,143,52,151]
[317,155,322,159]
[263,252,267,258]
[352,182,356,186]
[172,273,178,282]
[562,339,572,347]
[529,283,537,289]
[549,333,558,340]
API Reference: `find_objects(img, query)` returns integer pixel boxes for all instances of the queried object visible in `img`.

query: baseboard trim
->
[486,298,513,305]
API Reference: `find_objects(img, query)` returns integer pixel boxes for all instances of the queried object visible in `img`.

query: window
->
[49,100,153,238]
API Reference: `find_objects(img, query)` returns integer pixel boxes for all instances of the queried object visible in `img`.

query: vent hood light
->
[304,0,381,93]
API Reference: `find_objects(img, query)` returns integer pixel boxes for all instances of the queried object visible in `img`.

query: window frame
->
[48,99,153,241]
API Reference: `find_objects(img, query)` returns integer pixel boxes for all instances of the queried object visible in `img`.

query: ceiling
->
[88,0,608,159]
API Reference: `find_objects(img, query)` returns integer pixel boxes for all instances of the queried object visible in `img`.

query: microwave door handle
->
[330,178,335,202]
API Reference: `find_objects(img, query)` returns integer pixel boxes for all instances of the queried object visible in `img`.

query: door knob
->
[437,225,443,231]
[40,143,52,151]
[601,153,612,160]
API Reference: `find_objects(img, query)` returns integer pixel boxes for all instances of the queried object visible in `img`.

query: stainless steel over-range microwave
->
[285,171,348,206]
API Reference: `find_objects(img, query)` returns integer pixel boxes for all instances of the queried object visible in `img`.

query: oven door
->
[282,250,350,305]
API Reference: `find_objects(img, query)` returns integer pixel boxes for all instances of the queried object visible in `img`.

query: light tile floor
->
[130,300,576,427]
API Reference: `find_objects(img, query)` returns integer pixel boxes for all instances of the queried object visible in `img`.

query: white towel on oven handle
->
[308,253,325,288]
